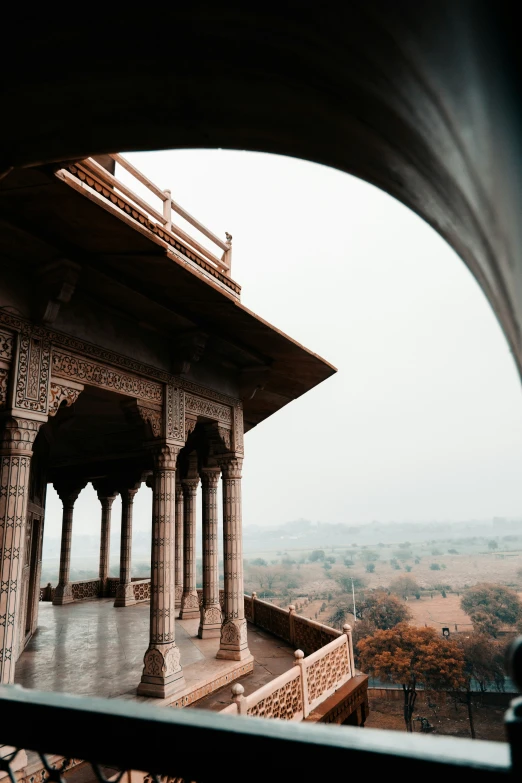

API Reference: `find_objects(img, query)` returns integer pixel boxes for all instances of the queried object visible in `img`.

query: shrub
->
[430,563,441,571]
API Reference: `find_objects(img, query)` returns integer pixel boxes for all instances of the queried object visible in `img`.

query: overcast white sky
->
[45,149,522,545]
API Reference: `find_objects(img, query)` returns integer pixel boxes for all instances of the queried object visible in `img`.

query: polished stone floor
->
[15,599,295,709]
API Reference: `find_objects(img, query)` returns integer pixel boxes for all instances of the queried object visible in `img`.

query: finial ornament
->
[225,232,232,243]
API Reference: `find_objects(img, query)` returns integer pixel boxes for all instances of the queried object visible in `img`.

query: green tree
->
[488,540,499,551]
[356,590,411,629]
[309,549,325,562]
[461,583,522,637]
[430,563,440,570]
[358,624,465,731]
[366,563,375,573]
[389,575,419,599]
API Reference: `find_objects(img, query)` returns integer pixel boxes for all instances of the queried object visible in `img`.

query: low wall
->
[368,687,516,708]
[246,593,341,655]
[221,632,355,720]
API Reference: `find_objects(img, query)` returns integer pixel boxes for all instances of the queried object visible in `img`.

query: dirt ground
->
[365,694,507,742]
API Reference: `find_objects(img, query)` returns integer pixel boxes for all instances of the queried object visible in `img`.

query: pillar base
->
[217,619,250,660]
[114,583,136,607]
[52,583,73,605]
[216,646,251,661]
[198,605,223,638]
[138,643,185,698]
[179,590,200,619]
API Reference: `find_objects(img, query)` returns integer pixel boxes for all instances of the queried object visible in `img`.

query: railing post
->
[288,604,296,646]
[343,624,355,675]
[294,649,309,718]
[251,591,257,625]
[223,232,232,274]
[231,683,247,715]
[163,190,172,232]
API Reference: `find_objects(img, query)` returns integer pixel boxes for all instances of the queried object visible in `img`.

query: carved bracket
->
[48,380,84,416]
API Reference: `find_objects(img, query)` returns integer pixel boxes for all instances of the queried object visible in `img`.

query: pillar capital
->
[0,415,43,456]
[53,478,87,507]
[92,477,119,506]
[153,440,183,471]
[219,456,243,480]
[200,466,221,489]
[181,476,200,495]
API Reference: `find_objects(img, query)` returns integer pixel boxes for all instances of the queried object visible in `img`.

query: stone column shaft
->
[174,482,183,609]
[0,417,40,683]
[98,493,116,595]
[179,477,200,619]
[53,480,86,606]
[217,457,249,660]
[114,486,139,607]
[198,468,222,638]
[138,444,184,698]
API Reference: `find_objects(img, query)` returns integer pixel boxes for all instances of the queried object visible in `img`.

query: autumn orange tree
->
[358,623,465,732]
[456,632,505,739]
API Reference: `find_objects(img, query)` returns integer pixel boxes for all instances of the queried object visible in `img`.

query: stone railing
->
[220,629,354,720]
[245,593,341,655]
[71,579,101,601]
[132,579,151,602]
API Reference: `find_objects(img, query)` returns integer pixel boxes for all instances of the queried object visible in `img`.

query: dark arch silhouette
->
[2,2,520,374]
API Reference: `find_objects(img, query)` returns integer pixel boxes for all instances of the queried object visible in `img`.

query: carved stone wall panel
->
[0,370,8,410]
[185,393,232,424]
[51,350,163,404]
[294,617,339,656]
[234,403,244,454]
[166,385,184,440]
[14,331,51,413]
[0,330,14,362]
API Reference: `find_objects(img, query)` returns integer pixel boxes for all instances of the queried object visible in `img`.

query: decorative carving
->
[166,384,184,439]
[133,580,151,602]
[185,416,197,437]
[71,579,101,600]
[234,402,244,454]
[0,329,14,361]
[143,648,164,677]
[0,416,41,454]
[247,674,303,720]
[185,393,231,423]
[14,331,51,413]
[137,403,162,438]
[203,606,222,624]
[51,349,163,404]
[0,369,8,410]
[221,619,246,645]
[164,644,182,675]
[220,456,243,480]
[181,592,200,610]
[48,382,82,416]
[306,642,350,704]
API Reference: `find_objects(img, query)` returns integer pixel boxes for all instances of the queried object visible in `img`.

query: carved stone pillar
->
[198,467,222,638]
[93,482,118,596]
[175,481,183,609]
[217,457,249,660]
[114,481,141,607]
[138,443,185,698]
[179,476,200,619]
[0,416,41,684]
[52,479,87,605]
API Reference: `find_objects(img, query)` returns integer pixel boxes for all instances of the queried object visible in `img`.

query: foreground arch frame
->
[2,2,521,378]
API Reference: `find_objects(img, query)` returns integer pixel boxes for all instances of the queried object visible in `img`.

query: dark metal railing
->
[0,686,514,782]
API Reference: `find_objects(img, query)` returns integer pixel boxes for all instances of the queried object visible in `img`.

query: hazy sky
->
[45,149,522,547]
